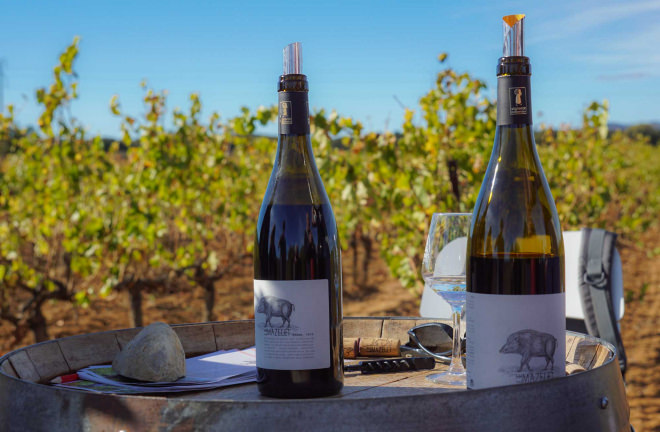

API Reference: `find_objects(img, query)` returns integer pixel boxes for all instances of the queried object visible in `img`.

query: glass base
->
[425,370,466,387]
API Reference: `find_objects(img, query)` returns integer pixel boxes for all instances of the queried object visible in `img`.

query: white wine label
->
[254,279,330,370]
[466,292,565,389]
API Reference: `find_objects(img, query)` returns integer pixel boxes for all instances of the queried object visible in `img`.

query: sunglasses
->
[405,322,466,364]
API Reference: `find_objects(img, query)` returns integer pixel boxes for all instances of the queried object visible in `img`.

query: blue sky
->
[1,0,659,137]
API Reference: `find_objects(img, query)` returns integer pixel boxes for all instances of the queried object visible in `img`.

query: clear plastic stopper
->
[283,42,302,75]
[503,14,525,57]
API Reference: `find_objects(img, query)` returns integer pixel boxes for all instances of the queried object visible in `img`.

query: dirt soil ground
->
[618,229,660,432]
[1,229,658,431]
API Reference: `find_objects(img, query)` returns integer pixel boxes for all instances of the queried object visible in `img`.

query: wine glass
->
[421,213,471,386]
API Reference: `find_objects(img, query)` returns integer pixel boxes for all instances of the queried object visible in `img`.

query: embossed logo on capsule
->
[509,87,527,115]
[280,101,293,125]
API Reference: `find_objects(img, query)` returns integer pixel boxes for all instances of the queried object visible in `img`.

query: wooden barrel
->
[0,317,629,432]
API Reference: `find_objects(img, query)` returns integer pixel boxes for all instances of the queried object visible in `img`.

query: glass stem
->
[448,305,465,374]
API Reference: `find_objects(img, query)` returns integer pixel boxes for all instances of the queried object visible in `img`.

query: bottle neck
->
[276,76,313,172]
[266,75,326,206]
[496,56,532,127]
[278,74,310,137]
[493,56,537,168]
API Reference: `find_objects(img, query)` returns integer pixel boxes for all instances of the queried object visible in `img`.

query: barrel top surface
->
[0,317,617,402]
[0,317,630,432]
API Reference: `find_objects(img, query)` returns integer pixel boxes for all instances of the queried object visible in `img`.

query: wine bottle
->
[466,15,565,390]
[253,42,344,398]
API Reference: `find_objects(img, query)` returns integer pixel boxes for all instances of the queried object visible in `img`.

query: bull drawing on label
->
[500,329,556,372]
[256,295,295,329]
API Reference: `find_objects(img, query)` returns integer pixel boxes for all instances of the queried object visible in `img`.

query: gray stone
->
[112,322,185,382]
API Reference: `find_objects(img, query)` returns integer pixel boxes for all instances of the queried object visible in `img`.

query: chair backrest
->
[419,230,625,322]
[419,282,453,319]
[564,230,624,322]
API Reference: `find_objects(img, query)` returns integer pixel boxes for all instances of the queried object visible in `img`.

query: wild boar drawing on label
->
[500,329,557,372]
[256,295,295,329]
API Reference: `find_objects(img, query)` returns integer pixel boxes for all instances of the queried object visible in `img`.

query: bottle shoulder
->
[262,169,331,207]
[470,134,563,257]
[263,135,330,207]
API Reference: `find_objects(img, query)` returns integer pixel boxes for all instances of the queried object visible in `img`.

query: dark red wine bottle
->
[466,15,566,389]
[253,42,343,398]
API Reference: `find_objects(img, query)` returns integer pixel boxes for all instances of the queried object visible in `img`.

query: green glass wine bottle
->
[466,15,566,390]
[253,42,344,398]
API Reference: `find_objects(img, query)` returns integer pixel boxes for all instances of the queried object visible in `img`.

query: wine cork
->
[358,337,401,357]
[343,338,359,359]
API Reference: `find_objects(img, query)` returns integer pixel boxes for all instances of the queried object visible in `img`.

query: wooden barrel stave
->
[211,320,254,350]
[1,357,18,378]
[24,339,71,382]
[58,330,121,372]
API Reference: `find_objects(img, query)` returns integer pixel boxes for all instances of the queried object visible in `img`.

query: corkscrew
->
[344,357,436,375]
